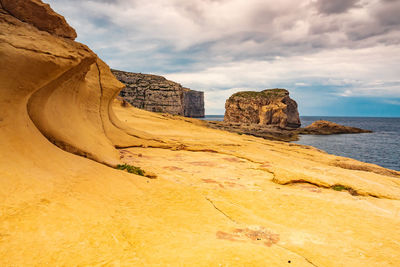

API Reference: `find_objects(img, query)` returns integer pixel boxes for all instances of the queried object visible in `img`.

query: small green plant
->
[331,185,347,191]
[331,184,358,196]
[117,164,145,176]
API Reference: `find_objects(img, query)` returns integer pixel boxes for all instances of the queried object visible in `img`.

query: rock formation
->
[298,120,372,135]
[0,0,162,167]
[1,1,400,266]
[112,70,205,118]
[1,0,77,39]
[224,89,301,128]
[183,88,205,118]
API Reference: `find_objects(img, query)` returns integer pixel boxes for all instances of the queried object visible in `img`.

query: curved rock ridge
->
[112,69,205,118]
[299,120,373,135]
[224,88,301,128]
[0,0,161,167]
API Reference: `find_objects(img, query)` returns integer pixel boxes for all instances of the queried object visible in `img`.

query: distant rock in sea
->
[112,70,205,118]
[298,120,372,135]
[224,88,301,128]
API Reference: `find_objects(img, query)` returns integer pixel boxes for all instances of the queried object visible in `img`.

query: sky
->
[46,0,400,116]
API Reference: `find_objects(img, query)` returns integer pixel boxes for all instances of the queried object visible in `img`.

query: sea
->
[202,115,400,171]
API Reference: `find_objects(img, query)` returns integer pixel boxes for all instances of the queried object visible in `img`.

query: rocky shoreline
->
[205,119,372,142]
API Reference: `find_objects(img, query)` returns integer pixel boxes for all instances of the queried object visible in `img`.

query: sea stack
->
[112,70,205,118]
[224,89,301,128]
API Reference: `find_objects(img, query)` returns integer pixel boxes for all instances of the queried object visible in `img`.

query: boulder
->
[224,89,301,128]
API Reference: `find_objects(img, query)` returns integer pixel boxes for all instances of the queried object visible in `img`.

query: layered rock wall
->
[224,89,301,128]
[112,70,204,118]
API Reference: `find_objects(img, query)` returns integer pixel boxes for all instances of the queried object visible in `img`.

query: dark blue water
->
[203,115,224,121]
[203,115,400,171]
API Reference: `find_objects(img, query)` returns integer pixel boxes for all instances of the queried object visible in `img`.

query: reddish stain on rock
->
[217,227,279,247]
[223,157,243,163]
[297,184,322,193]
[216,231,241,242]
[224,181,244,188]
[190,161,216,167]
[163,166,184,171]
[260,162,271,168]
[202,179,225,188]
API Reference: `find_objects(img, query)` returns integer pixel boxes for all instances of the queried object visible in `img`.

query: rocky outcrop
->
[0,0,162,167]
[1,0,77,39]
[298,120,372,135]
[112,70,205,118]
[224,89,301,128]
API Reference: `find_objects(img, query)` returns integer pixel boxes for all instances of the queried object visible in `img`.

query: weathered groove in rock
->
[95,61,108,146]
[1,40,77,60]
[273,179,395,199]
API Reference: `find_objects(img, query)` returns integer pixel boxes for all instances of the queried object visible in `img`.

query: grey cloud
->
[43,0,400,110]
[315,0,361,14]
[374,0,400,26]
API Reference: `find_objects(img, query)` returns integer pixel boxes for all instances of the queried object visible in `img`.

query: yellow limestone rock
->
[0,1,399,266]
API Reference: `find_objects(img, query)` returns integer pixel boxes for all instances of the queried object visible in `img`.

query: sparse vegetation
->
[231,89,288,99]
[331,184,358,196]
[117,164,145,176]
[331,185,347,191]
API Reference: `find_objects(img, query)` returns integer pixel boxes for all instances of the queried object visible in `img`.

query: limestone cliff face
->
[112,70,205,118]
[224,89,301,128]
[183,88,205,118]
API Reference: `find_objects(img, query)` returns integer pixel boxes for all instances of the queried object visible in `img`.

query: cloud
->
[314,0,361,15]
[45,0,400,115]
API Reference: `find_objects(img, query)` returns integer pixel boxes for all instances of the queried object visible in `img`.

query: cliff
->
[224,89,301,128]
[112,70,205,118]
[183,88,205,118]
[1,1,400,266]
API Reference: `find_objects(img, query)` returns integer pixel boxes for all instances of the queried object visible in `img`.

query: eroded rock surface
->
[224,89,301,128]
[112,70,205,118]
